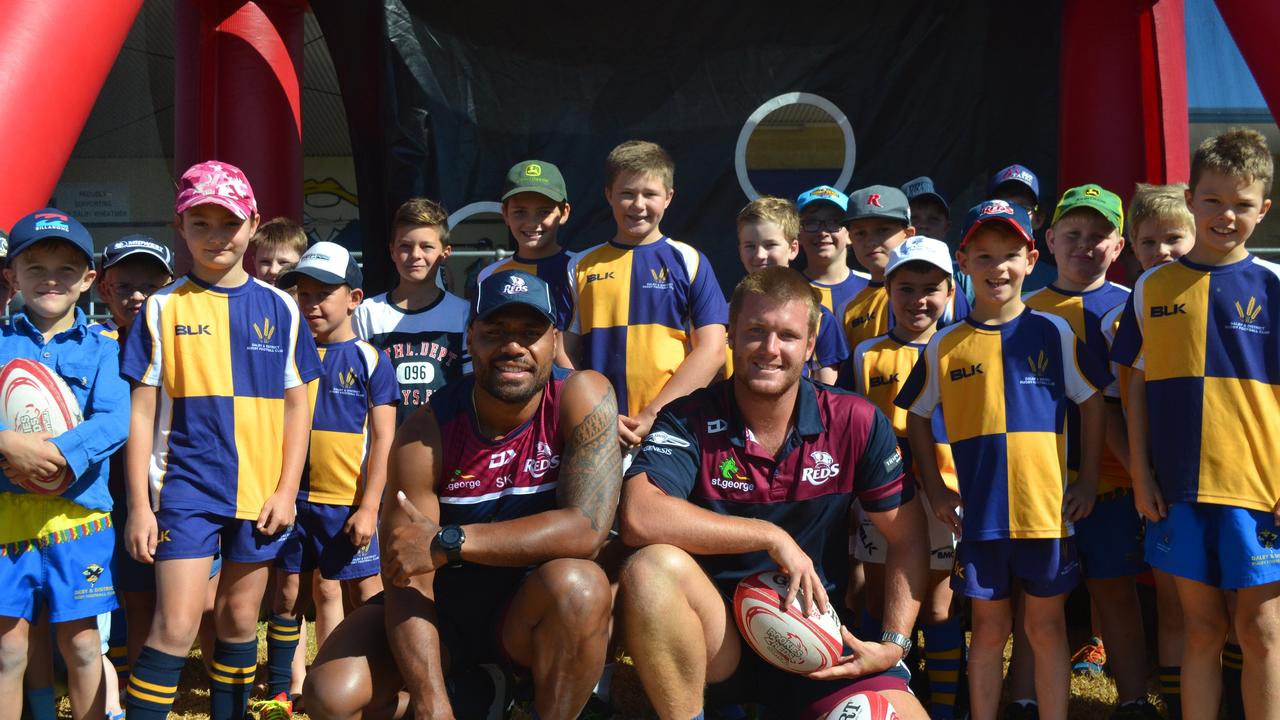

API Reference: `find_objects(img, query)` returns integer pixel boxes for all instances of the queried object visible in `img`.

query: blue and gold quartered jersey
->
[121,276,322,521]
[1111,255,1280,512]
[568,238,727,416]
[302,339,400,506]
[1025,283,1130,492]
[477,250,576,331]
[852,333,957,491]
[842,281,970,351]
[809,271,870,320]
[896,310,1101,540]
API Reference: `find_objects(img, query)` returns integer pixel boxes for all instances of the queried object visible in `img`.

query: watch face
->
[440,526,463,546]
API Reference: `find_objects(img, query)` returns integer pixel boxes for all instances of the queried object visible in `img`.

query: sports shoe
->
[253,692,293,720]
[1071,636,1107,675]
[1109,699,1164,720]
[1002,701,1040,720]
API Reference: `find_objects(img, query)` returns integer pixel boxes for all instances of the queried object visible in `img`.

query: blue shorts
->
[277,500,380,581]
[153,506,291,564]
[0,528,118,623]
[1146,502,1280,589]
[952,537,1081,600]
[112,508,224,592]
[1075,489,1147,579]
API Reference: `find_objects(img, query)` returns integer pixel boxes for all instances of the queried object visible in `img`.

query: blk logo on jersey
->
[949,363,983,381]
[848,313,876,329]
[176,324,211,336]
[585,272,615,283]
[869,373,899,388]
[1150,303,1186,318]
[801,450,841,485]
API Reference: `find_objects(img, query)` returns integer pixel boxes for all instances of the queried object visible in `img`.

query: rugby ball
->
[823,691,900,720]
[0,358,83,494]
[732,569,844,674]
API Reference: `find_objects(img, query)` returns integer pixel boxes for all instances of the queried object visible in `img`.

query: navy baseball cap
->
[796,185,849,213]
[472,270,555,324]
[901,176,949,213]
[988,164,1041,201]
[845,185,911,224]
[102,235,174,274]
[959,200,1035,250]
[8,208,94,267]
[278,241,362,289]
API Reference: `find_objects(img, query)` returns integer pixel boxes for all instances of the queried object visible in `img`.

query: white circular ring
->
[447,201,503,227]
[733,92,856,200]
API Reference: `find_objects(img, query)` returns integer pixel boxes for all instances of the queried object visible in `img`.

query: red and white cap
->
[174,160,258,220]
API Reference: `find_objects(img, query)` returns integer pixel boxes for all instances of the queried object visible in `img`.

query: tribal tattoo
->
[559,386,622,532]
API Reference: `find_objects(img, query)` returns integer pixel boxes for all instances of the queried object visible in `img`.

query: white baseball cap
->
[277,241,362,289]
[885,235,954,279]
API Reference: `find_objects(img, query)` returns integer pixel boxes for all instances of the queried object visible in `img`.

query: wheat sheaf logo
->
[650,267,668,283]
[253,317,276,343]
[1027,349,1049,376]
[338,368,358,388]
[1236,296,1263,324]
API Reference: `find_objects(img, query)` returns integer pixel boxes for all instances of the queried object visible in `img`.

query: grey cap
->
[845,185,911,224]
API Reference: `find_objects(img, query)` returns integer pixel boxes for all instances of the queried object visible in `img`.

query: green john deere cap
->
[502,160,567,203]
[1052,184,1124,233]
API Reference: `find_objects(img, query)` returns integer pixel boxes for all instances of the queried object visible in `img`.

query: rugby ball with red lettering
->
[822,691,900,720]
[732,569,844,674]
[0,358,82,494]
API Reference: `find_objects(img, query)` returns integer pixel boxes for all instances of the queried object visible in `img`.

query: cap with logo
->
[8,208,94,267]
[796,185,849,213]
[175,160,259,220]
[471,269,555,324]
[901,176,949,213]
[0,229,9,260]
[988,164,1041,201]
[959,200,1035,249]
[277,241,362,289]
[102,235,174,274]
[1052,183,1124,233]
[885,236,954,279]
[503,160,568,203]
[845,185,911,224]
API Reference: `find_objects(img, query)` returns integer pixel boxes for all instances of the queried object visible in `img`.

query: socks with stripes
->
[266,614,302,696]
[124,646,185,719]
[923,616,964,719]
[1157,666,1181,720]
[1222,642,1244,720]
[210,638,258,720]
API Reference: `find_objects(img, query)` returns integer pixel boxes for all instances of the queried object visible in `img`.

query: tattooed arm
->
[447,370,622,565]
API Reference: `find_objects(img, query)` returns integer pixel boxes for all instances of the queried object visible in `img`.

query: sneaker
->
[1109,699,1164,720]
[1002,701,1040,720]
[253,692,293,720]
[1071,636,1107,675]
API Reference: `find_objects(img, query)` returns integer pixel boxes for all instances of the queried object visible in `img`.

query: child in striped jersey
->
[479,159,576,369]
[354,198,469,425]
[897,200,1108,720]
[568,140,727,447]
[1114,129,1280,720]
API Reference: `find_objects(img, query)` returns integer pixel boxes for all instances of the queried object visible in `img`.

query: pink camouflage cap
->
[174,160,258,219]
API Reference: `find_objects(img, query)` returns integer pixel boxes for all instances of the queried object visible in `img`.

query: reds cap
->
[502,160,568,203]
[8,208,94,267]
[796,185,849,213]
[901,176,949,213]
[845,185,911,224]
[885,236,954,279]
[959,199,1035,249]
[472,269,555,324]
[988,164,1041,201]
[175,160,258,220]
[102,235,174,274]
[277,241,362,289]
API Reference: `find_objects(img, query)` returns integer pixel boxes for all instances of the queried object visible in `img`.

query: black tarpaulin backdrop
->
[310,1,1061,295]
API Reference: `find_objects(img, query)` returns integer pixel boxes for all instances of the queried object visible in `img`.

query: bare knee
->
[1235,607,1280,659]
[0,627,27,674]
[56,621,102,669]
[1183,606,1230,649]
[1021,609,1064,647]
[618,544,698,604]
[303,663,367,720]
[273,572,302,616]
[534,559,610,631]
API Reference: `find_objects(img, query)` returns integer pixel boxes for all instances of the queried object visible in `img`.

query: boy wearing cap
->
[897,199,1108,720]
[796,185,870,318]
[902,177,951,243]
[1024,185,1158,718]
[94,235,174,337]
[479,160,576,369]
[842,185,969,351]
[851,236,964,719]
[0,208,130,720]
[121,161,322,720]
[261,242,398,715]
[989,164,1055,295]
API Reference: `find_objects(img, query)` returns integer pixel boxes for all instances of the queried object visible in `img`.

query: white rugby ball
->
[823,691,900,720]
[732,569,844,674]
[0,357,83,494]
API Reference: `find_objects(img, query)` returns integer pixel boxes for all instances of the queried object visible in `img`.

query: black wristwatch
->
[435,525,465,568]
[880,630,913,659]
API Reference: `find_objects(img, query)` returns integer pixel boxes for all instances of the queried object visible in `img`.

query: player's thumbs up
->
[396,490,427,521]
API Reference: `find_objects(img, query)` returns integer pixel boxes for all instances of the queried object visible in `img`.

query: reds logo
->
[801,450,841,485]
[524,441,561,478]
[979,200,1015,216]
[867,193,883,207]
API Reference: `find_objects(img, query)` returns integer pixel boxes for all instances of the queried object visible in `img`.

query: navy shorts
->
[153,506,291,564]
[0,528,117,623]
[1146,502,1280,589]
[1075,489,1147,579]
[276,500,380,581]
[952,537,1080,600]
[111,508,222,592]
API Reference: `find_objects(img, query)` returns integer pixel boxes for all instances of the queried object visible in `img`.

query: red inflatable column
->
[0,1,143,229]
[175,0,305,273]
[1215,0,1280,123]
[1139,0,1190,184]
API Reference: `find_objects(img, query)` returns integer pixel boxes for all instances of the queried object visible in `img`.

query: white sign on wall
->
[54,182,130,222]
